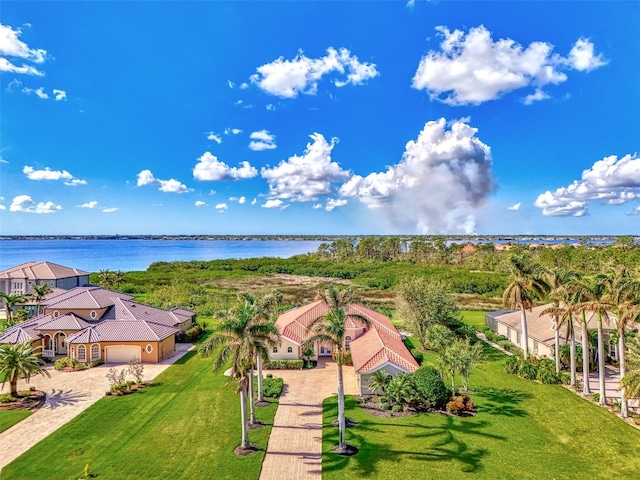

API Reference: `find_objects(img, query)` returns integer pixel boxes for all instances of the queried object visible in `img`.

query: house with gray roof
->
[0,286,194,364]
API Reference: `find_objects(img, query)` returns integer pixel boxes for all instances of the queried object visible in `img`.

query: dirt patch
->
[234,443,260,456]
[333,444,359,456]
[248,419,266,430]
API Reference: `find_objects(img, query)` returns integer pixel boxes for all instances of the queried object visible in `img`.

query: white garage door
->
[105,345,142,363]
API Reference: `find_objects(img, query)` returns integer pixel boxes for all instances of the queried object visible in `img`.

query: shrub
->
[503,355,520,375]
[264,360,304,370]
[380,401,390,410]
[446,401,466,415]
[518,361,538,380]
[0,394,17,403]
[186,325,204,342]
[536,359,561,384]
[592,393,600,403]
[391,404,403,413]
[413,366,449,410]
[262,376,284,398]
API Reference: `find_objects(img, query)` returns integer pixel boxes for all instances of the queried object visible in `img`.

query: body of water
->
[0,239,324,272]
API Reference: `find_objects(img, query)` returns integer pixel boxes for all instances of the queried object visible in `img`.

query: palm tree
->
[545,268,578,374]
[112,270,126,289]
[367,370,391,394]
[30,284,52,315]
[601,265,640,417]
[0,341,51,397]
[384,373,414,410]
[0,292,26,326]
[304,286,368,454]
[242,291,281,404]
[615,302,640,416]
[581,275,613,406]
[198,306,260,450]
[567,279,594,396]
[620,335,640,401]
[502,254,549,359]
[97,269,113,287]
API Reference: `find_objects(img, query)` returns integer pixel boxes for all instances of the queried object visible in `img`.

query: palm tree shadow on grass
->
[473,387,533,418]
[324,417,491,476]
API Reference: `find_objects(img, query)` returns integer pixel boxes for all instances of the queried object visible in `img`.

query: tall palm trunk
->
[597,314,606,405]
[240,383,250,449]
[520,306,529,359]
[336,363,346,451]
[248,363,256,425]
[619,332,628,417]
[581,312,591,395]
[569,319,577,388]
[256,355,264,402]
[553,318,560,374]
[10,377,19,397]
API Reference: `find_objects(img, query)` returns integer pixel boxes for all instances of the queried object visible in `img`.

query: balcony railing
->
[43,349,55,358]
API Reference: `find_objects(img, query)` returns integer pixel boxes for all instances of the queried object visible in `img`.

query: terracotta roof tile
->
[67,320,177,343]
[0,261,89,280]
[43,286,133,309]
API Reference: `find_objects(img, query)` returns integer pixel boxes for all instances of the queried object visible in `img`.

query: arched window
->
[77,345,86,362]
[91,344,100,360]
[345,336,352,351]
[287,346,293,353]
[53,310,59,318]
[90,310,97,319]
[272,347,278,353]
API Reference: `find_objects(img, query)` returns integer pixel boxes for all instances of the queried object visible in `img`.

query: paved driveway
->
[259,358,359,480]
[0,343,193,472]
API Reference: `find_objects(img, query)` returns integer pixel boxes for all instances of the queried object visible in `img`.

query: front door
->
[55,333,67,355]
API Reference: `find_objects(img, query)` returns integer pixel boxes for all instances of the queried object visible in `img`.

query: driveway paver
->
[0,343,193,472]
[259,358,358,480]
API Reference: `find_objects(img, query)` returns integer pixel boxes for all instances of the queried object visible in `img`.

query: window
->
[90,310,97,319]
[533,340,539,353]
[272,347,278,353]
[49,281,55,287]
[91,344,100,360]
[287,346,293,353]
[77,345,86,362]
[516,331,521,346]
[145,344,153,354]
[345,336,352,351]
[53,310,60,318]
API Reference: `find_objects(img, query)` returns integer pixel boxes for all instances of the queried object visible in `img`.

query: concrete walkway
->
[0,343,193,472]
[259,358,358,480]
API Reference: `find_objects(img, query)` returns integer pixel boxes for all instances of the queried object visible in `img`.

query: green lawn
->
[461,310,487,329]
[1,351,278,480]
[322,343,640,479]
[0,410,32,434]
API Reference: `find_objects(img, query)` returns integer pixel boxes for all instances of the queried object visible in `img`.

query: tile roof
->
[0,261,89,280]
[1,286,189,346]
[43,287,133,309]
[67,320,178,344]
[350,326,419,374]
[274,300,419,374]
[0,326,37,343]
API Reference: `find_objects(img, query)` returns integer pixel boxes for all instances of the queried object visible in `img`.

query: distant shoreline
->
[0,234,633,242]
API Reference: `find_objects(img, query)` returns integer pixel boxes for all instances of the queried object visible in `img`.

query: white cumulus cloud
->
[9,195,61,214]
[136,169,192,194]
[215,203,228,211]
[193,152,258,181]
[224,127,242,135]
[23,165,86,186]
[508,202,522,211]
[0,23,46,76]
[325,198,348,211]
[195,200,206,207]
[534,154,640,216]
[250,47,378,98]
[340,118,494,234]
[238,196,246,204]
[22,86,48,99]
[102,207,118,213]
[249,129,277,151]
[412,25,606,106]
[261,133,350,202]
[53,89,67,101]
[206,132,223,144]
[78,201,98,209]
[261,199,288,210]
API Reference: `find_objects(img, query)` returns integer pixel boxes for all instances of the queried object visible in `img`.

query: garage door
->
[105,345,142,363]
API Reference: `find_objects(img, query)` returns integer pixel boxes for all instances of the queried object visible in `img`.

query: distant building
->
[0,262,90,317]
[485,304,619,359]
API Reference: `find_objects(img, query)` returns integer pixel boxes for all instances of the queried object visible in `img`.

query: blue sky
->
[1,1,638,235]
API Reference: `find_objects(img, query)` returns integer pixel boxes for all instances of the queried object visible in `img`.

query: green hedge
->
[262,375,284,398]
[264,359,304,370]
